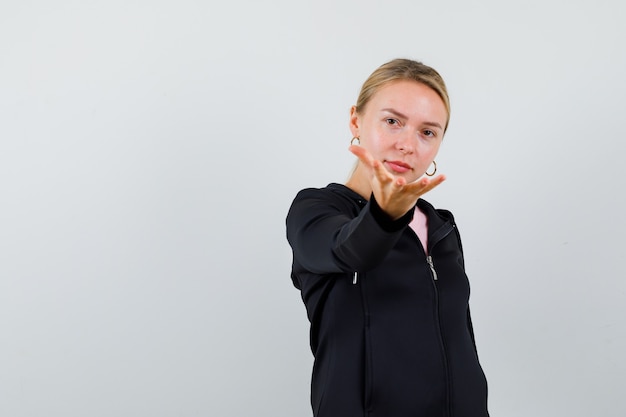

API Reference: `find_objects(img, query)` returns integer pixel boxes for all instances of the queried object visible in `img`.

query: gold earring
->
[425,160,437,176]
[351,137,360,145]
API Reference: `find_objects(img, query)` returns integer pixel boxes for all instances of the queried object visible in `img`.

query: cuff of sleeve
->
[369,194,414,233]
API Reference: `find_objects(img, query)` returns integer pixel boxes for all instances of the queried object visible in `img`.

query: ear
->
[349,105,360,138]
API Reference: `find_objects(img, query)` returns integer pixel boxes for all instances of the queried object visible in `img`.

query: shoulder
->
[286,184,367,232]
[293,183,361,201]
[418,198,466,256]
[290,183,364,211]
[417,198,457,224]
[292,184,335,201]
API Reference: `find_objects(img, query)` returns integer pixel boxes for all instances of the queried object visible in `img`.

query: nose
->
[396,133,414,154]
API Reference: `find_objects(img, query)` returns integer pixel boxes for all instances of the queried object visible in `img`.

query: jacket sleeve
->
[286,188,413,274]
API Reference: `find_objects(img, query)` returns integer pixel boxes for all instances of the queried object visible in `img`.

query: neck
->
[345,164,372,200]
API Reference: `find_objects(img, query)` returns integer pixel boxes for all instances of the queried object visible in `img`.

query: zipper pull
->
[353,272,358,284]
[426,255,438,281]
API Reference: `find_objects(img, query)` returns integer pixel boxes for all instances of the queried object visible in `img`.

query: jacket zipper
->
[425,222,455,417]
[426,255,438,280]
[428,253,452,417]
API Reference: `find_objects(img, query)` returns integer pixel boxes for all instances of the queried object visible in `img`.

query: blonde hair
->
[355,58,451,131]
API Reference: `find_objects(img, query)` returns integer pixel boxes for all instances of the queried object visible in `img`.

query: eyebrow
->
[381,108,443,130]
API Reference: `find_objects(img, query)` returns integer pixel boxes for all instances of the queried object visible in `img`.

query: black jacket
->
[286,183,489,417]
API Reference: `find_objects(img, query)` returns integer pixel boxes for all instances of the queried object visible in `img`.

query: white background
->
[1,1,625,416]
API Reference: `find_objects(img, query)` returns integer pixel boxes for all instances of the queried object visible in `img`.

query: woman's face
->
[350,80,448,184]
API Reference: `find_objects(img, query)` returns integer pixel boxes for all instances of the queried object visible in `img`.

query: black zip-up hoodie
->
[286,183,489,417]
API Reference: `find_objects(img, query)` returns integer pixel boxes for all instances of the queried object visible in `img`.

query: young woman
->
[286,59,489,417]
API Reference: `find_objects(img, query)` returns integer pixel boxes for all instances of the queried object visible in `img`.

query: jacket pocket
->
[358,272,374,415]
[363,316,374,414]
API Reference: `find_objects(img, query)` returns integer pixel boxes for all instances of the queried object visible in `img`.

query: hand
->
[349,145,446,220]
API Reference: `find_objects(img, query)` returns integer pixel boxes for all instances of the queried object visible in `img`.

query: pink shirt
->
[409,206,428,253]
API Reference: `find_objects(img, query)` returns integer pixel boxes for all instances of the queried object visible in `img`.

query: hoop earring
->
[351,137,360,145]
[425,160,437,177]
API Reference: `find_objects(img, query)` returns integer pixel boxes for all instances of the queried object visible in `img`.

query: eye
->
[423,129,436,138]
[386,118,399,125]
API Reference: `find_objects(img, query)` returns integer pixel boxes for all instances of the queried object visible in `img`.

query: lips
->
[385,160,412,174]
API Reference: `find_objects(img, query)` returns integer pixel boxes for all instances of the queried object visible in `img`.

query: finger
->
[371,159,395,184]
[349,145,395,184]
[348,145,376,168]
[405,174,446,196]
[420,175,446,194]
